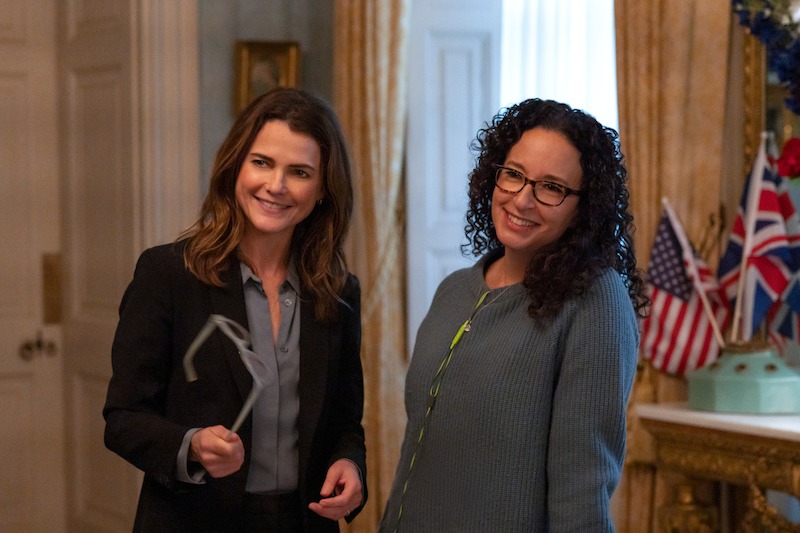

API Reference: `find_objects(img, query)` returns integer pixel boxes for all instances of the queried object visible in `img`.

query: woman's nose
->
[264,169,287,192]
[513,182,538,208]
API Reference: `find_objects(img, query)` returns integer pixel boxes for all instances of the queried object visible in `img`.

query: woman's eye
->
[505,169,524,181]
[290,168,310,178]
[251,158,268,167]
[541,181,564,193]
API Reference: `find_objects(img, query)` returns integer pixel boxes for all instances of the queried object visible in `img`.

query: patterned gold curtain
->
[333,1,411,531]
[613,1,739,531]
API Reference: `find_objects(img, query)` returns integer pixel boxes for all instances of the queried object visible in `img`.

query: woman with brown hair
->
[104,87,366,532]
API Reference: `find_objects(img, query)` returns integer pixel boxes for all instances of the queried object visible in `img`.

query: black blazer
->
[103,242,367,532]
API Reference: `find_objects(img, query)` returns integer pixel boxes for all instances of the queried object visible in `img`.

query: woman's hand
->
[189,425,244,478]
[308,458,363,521]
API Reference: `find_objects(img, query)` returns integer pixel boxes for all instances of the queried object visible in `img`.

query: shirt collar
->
[239,259,300,293]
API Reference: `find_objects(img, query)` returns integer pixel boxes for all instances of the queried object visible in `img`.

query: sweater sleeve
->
[546,271,639,532]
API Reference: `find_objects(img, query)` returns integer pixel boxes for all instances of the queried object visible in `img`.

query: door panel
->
[60,1,141,530]
[405,0,502,353]
[0,1,66,531]
[59,1,201,530]
[0,1,216,530]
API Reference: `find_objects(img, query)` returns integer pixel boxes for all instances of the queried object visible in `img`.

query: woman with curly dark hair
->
[104,88,366,532]
[380,99,647,532]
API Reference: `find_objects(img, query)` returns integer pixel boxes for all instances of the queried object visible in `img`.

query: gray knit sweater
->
[379,255,639,532]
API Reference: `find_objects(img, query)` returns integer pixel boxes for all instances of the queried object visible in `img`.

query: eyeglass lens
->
[495,167,567,206]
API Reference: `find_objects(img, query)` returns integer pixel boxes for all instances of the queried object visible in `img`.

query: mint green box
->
[687,342,800,414]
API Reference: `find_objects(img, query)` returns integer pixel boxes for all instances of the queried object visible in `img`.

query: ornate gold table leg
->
[738,485,800,533]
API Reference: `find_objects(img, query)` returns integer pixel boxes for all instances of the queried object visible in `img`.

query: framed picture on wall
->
[234,41,301,115]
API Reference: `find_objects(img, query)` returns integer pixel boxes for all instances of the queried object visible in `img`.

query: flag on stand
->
[641,209,727,376]
[768,169,800,348]
[770,299,798,352]
[717,133,794,342]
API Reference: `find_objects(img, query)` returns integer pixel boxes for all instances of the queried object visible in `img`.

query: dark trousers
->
[241,490,303,532]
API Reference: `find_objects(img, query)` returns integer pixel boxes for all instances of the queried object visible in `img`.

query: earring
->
[317,199,323,205]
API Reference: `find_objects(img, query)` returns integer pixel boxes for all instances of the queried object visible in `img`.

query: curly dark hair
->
[463,98,648,320]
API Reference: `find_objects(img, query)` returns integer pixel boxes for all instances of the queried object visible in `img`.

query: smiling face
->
[235,119,323,249]
[491,127,582,267]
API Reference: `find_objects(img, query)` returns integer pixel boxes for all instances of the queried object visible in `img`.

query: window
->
[500,0,618,130]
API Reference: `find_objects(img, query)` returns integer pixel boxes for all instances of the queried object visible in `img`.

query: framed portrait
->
[234,41,300,115]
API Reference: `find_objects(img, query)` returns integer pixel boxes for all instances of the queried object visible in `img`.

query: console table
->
[637,402,800,531]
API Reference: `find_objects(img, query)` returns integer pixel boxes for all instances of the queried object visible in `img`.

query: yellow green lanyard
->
[393,290,490,533]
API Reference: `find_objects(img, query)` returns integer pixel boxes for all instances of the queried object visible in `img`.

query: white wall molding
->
[136,0,200,250]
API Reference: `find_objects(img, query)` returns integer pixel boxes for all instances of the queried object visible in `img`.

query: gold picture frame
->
[234,41,300,115]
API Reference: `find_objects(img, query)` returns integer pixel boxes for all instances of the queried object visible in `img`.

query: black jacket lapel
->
[298,298,330,483]
[208,258,253,403]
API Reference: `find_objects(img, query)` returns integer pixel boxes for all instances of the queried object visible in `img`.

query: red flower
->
[777,137,800,178]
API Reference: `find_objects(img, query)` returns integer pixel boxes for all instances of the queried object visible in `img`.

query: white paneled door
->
[59,1,200,531]
[0,1,199,531]
[59,1,143,530]
[0,1,66,531]
[405,0,502,354]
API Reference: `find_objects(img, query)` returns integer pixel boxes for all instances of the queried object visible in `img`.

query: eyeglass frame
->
[492,164,581,207]
[183,314,268,439]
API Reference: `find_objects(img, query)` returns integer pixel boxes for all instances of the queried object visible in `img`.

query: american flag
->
[717,134,794,342]
[641,211,727,376]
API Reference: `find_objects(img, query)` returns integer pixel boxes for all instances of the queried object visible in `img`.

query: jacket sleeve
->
[328,274,368,516]
[102,245,193,489]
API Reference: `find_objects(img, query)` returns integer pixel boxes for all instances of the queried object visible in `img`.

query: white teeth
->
[257,198,285,209]
[508,213,535,227]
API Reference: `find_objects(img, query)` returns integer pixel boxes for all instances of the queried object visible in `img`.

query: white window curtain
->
[500,0,618,130]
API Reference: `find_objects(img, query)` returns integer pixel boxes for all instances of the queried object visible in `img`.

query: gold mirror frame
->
[745,29,800,166]
[743,33,764,174]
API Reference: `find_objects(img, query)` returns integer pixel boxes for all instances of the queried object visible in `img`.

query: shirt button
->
[284,298,293,306]
[280,346,288,353]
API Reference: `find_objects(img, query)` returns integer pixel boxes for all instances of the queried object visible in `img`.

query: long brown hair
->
[180,88,354,322]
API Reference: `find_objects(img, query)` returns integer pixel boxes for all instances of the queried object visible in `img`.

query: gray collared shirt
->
[175,263,301,491]
[175,262,365,504]
[240,261,301,493]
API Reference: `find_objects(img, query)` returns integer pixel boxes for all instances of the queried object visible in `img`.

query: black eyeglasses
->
[493,164,581,207]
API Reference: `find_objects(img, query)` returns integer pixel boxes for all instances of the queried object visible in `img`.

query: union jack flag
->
[717,135,794,342]
[767,170,800,348]
[770,299,797,352]
[641,210,727,375]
